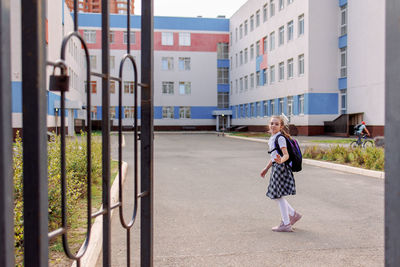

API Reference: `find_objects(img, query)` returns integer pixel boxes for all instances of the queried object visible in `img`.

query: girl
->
[260,115,302,232]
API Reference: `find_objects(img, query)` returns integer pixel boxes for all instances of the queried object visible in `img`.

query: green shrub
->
[303,144,384,171]
[13,131,103,262]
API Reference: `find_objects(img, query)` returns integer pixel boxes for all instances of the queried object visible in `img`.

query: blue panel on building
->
[338,77,347,90]
[217,59,230,68]
[307,93,338,114]
[77,14,229,31]
[274,99,279,115]
[338,34,347,48]
[283,97,288,115]
[191,106,216,119]
[339,0,347,7]
[174,106,180,119]
[217,84,230,93]
[97,106,102,120]
[12,82,22,113]
[256,56,263,72]
[154,106,163,119]
[293,95,299,115]
[47,91,61,116]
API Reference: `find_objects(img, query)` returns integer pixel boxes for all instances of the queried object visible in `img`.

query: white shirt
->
[268,132,287,162]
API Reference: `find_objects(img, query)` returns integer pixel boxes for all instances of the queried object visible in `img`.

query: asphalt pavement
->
[97,133,383,267]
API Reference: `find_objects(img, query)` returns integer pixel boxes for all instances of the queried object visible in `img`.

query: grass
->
[49,160,119,266]
[309,139,356,144]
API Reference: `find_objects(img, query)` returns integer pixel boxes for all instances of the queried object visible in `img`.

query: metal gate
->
[0,0,153,266]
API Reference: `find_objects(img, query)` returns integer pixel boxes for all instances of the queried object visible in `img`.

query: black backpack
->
[354,124,362,134]
[269,134,302,172]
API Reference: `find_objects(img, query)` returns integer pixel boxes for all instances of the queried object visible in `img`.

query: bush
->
[13,131,103,262]
[303,145,384,171]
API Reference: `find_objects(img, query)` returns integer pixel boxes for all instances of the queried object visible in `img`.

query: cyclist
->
[355,121,370,145]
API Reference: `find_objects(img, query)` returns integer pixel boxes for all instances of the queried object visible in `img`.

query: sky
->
[133,0,248,18]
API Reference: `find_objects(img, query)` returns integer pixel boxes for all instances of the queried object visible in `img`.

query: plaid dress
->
[266,132,296,199]
[266,162,296,199]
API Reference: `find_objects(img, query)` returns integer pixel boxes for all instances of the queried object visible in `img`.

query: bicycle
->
[350,134,374,148]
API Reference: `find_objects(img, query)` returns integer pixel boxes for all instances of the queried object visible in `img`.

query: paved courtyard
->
[99,133,383,266]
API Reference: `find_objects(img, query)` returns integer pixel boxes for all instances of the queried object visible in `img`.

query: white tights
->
[274,197,295,225]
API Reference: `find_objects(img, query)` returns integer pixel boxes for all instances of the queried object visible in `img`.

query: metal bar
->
[73,0,78,31]
[21,0,48,266]
[111,202,121,210]
[141,0,154,266]
[48,228,66,241]
[0,0,14,265]
[137,191,149,198]
[91,71,122,82]
[385,0,400,265]
[91,209,107,219]
[101,0,111,266]
[127,0,131,54]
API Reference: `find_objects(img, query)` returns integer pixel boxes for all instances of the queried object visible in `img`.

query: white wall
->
[347,0,385,125]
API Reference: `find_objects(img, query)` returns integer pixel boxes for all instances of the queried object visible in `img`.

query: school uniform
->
[266,132,296,199]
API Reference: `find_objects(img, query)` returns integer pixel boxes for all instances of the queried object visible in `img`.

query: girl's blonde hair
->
[270,115,292,139]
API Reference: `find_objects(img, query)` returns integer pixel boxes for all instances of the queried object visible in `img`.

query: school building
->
[9,0,385,136]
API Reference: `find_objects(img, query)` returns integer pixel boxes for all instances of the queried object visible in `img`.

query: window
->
[340,89,347,114]
[279,98,284,114]
[287,58,294,79]
[230,81,233,95]
[287,20,294,41]
[83,30,96,43]
[298,54,304,75]
[240,51,243,65]
[250,73,255,88]
[109,107,116,119]
[178,57,191,71]
[244,104,248,117]
[240,77,243,92]
[179,32,191,46]
[270,100,275,115]
[279,26,284,46]
[256,10,260,27]
[162,81,174,94]
[110,80,116,94]
[91,106,97,120]
[110,56,115,70]
[288,0,294,4]
[235,53,238,67]
[270,0,275,17]
[124,106,135,119]
[244,48,248,63]
[239,24,243,39]
[298,14,304,36]
[256,71,261,86]
[250,15,254,31]
[235,106,238,118]
[123,31,136,44]
[179,106,191,119]
[299,94,304,114]
[250,103,255,117]
[341,5,347,36]
[218,67,229,84]
[256,41,260,57]
[263,101,268,116]
[263,37,267,54]
[244,75,248,90]
[162,32,174,46]
[340,47,347,78]
[257,102,261,117]
[235,28,238,41]
[270,65,275,84]
[124,81,134,94]
[287,96,293,116]
[162,57,174,70]
[230,56,233,69]
[250,44,254,60]
[270,32,275,51]
[162,106,174,119]
[218,92,229,108]
[235,79,238,93]
[90,55,97,69]
[217,43,229,59]
[244,20,248,35]
[179,82,191,95]
[279,0,284,10]
[263,4,268,22]
[263,69,267,85]
[109,31,115,44]
[279,62,284,81]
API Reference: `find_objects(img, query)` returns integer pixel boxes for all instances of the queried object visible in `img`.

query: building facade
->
[78,14,231,131]
[65,0,135,15]
[229,0,385,136]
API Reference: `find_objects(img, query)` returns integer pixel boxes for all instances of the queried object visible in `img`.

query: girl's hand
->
[275,154,283,164]
[260,168,268,178]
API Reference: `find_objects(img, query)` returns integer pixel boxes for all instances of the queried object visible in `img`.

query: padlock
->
[49,64,69,92]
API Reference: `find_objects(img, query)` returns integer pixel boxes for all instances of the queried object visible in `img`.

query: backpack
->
[353,124,362,134]
[270,134,302,172]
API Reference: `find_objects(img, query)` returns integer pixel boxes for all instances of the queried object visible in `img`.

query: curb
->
[71,161,129,267]
[225,134,385,179]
